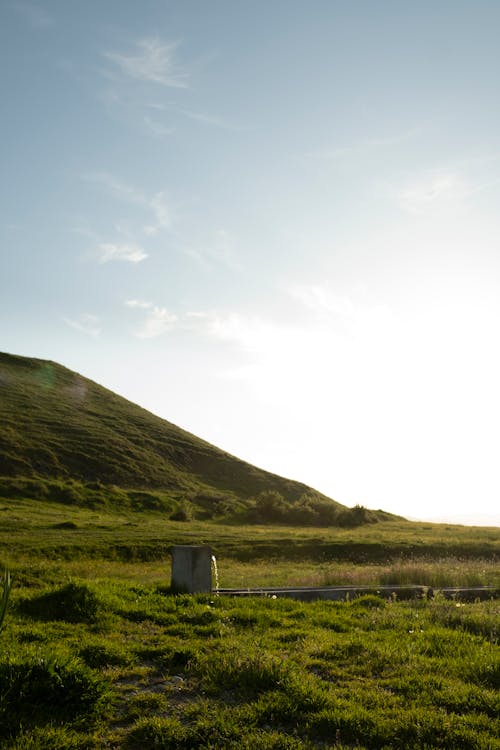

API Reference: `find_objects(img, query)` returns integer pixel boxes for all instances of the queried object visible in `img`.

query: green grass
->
[0,502,498,748]
[1,494,498,628]
[1,574,498,749]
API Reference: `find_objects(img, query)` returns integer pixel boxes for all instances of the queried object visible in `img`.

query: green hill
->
[0,352,353,517]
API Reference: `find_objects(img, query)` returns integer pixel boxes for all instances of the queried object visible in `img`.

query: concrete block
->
[171,545,212,594]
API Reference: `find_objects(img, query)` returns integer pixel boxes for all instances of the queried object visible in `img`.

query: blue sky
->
[2,1,500,523]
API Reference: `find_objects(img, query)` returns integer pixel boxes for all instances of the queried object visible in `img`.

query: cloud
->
[133,307,178,339]
[126,302,252,343]
[97,242,148,264]
[84,172,145,205]
[104,38,188,88]
[12,2,54,29]
[287,283,394,340]
[144,191,172,235]
[182,228,243,271]
[63,314,101,337]
[304,127,420,162]
[83,176,237,269]
[397,171,468,213]
[125,299,153,309]
[178,108,243,130]
[84,172,173,238]
[124,282,394,355]
[288,284,355,318]
[185,311,258,346]
[142,116,174,139]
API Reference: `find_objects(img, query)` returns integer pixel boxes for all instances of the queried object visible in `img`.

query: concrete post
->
[171,545,212,594]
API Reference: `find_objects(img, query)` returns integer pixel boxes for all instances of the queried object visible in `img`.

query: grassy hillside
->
[0,352,355,518]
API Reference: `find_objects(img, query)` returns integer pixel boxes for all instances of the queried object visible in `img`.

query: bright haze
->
[2,2,500,525]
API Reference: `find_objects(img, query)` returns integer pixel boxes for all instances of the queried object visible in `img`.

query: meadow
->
[1,495,499,749]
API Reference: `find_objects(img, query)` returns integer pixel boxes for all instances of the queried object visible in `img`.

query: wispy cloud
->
[142,116,174,139]
[144,191,172,236]
[287,282,394,339]
[97,242,148,264]
[12,1,54,29]
[305,127,420,162]
[84,172,144,205]
[104,38,188,88]
[178,108,243,130]
[184,311,259,346]
[183,228,243,271]
[396,170,468,214]
[126,302,256,343]
[131,306,178,339]
[84,172,173,238]
[63,313,101,337]
[288,284,355,318]
[125,299,153,309]
[100,38,240,137]
[97,37,189,138]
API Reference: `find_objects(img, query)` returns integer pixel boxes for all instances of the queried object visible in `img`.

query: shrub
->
[289,493,339,526]
[18,583,102,624]
[336,504,376,527]
[0,477,49,500]
[170,500,194,521]
[253,490,289,522]
[0,655,109,738]
[194,644,304,698]
[78,641,132,668]
[126,717,188,749]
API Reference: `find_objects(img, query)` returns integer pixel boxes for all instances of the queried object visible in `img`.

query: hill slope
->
[0,352,344,510]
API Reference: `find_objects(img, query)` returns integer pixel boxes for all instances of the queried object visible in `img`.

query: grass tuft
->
[0,654,109,739]
[18,582,102,624]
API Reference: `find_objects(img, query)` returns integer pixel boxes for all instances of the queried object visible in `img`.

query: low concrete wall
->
[217,585,499,602]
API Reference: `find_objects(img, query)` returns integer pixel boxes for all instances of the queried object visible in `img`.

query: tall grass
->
[296,558,500,589]
[0,567,11,631]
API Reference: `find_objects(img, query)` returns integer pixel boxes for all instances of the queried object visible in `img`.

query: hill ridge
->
[0,351,344,511]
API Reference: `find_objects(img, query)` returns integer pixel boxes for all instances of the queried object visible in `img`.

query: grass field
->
[1,493,499,749]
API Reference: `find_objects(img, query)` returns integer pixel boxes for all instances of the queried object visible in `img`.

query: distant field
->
[1,495,499,585]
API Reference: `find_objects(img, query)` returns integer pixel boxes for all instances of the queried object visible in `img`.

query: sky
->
[2,1,500,524]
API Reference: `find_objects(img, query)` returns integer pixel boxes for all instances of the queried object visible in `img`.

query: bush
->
[78,642,132,668]
[170,500,194,521]
[18,583,102,624]
[194,645,296,696]
[0,477,49,500]
[336,504,376,527]
[253,491,289,522]
[126,717,188,749]
[0,655,109,738]
[289,493,339,526]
